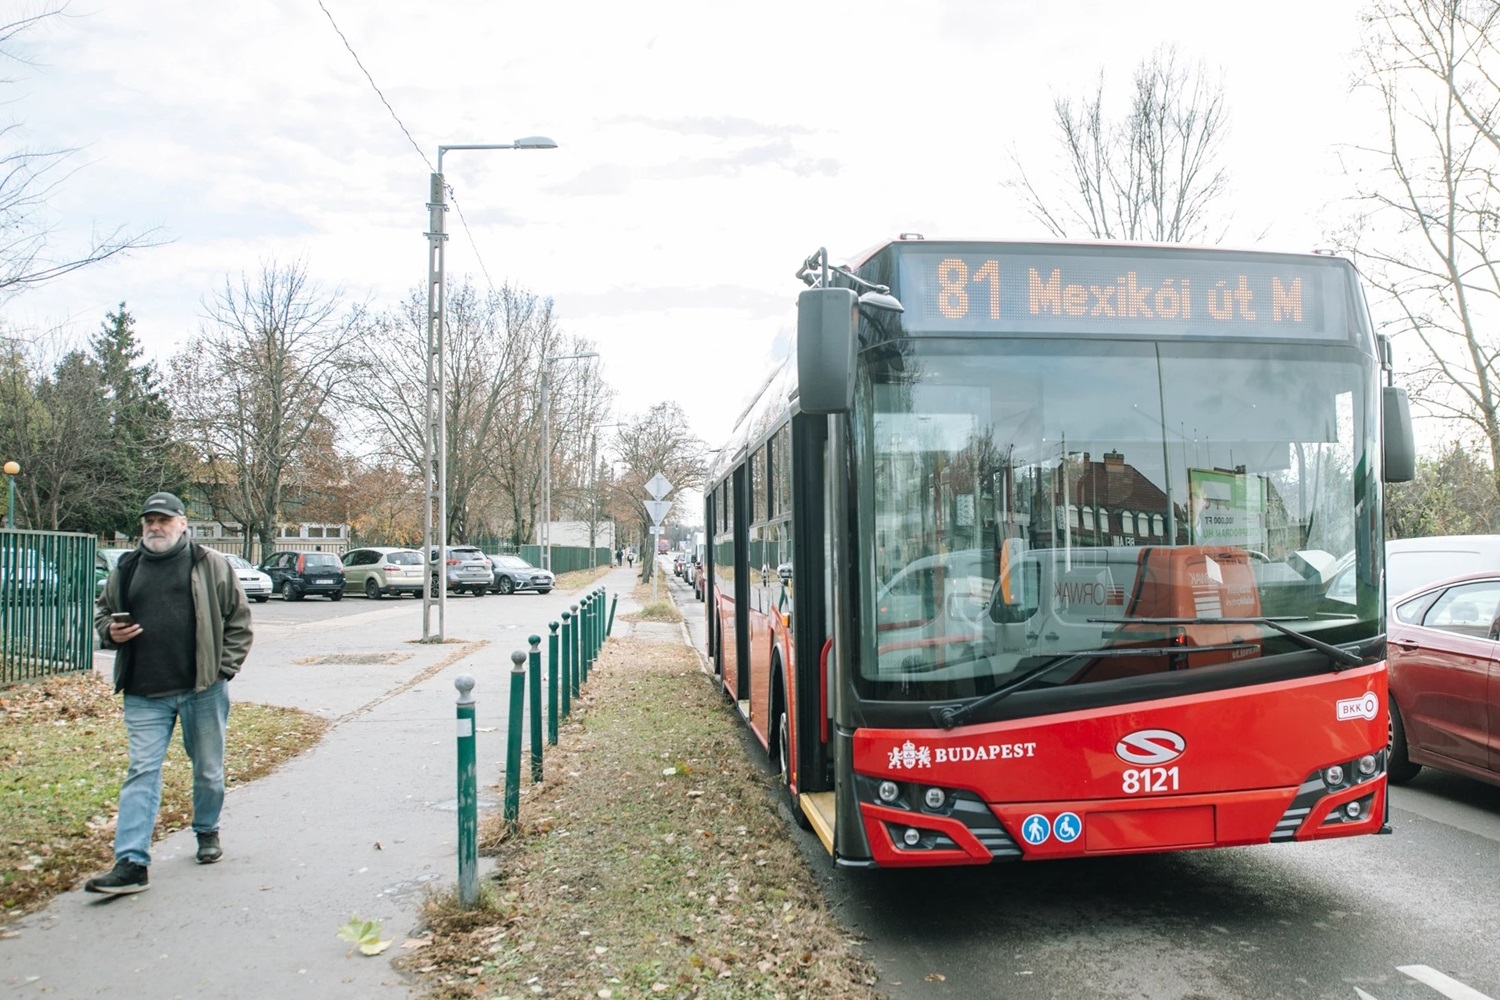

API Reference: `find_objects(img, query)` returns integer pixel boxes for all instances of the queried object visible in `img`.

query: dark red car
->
[1387,570,1500,788]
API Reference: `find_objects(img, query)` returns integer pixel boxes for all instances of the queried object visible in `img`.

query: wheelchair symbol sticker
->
[1054,812,1082,843]
[1021,813,1051,845]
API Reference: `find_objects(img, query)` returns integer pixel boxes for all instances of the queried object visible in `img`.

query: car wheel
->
[329,591,343,602]
[1388,699,1421,784]
[253,595,269,603]
[365,578,381,600]
[470,587,486,597]
[285,584,303,602]
[497,576,515,595]
[536,588,552,595]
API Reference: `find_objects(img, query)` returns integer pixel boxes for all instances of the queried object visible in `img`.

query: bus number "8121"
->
[1122,767,1180,794]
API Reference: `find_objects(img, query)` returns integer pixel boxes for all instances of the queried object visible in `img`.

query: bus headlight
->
[1323,765,1345,787]
[924,787,947,810]
[902,827,921,847]
[878,781,900,803]
[1345,800,1362,819]
[1357,754,1377,776]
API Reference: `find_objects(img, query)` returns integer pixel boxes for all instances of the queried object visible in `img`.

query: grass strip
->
[0,671,328,920]
[403,637,881,1000]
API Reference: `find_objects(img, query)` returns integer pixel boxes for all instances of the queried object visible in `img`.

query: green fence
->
[515,545,613,575]
[464,538,613,576]
[1,528,97,684]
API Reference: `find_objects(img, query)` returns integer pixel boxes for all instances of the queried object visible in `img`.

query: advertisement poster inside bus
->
[1188,468,1267,549]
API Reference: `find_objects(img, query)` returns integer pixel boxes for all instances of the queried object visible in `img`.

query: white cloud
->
[4,0,1377,454]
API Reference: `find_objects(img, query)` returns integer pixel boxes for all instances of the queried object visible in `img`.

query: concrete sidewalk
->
[0,565,658,1000]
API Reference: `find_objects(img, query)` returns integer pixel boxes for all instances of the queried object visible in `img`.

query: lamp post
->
[422,136,557,641]
[540,352,599,573]
[3,461,17,529]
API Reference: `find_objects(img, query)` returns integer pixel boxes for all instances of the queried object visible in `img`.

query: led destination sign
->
[895,248,1353,340]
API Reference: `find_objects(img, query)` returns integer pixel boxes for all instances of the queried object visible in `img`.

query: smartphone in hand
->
[110,612,134,626]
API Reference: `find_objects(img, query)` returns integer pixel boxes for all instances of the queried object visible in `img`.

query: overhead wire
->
[315,0,501,295]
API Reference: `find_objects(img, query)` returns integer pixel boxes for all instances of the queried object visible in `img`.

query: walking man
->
[86,492,253,895]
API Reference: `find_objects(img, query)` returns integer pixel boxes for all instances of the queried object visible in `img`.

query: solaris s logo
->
[1115,729,1187,765]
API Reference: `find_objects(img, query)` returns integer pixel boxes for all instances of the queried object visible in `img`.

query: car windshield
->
[852,336,1380,705]
[386,551,421,565]
[450,548,484,561]
[304,554,341,570]
[495,555,532,570]
[225,554,252,570]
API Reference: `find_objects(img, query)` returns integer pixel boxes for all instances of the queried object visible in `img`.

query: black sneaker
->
[195,831,222,865]
[84,860,149,895]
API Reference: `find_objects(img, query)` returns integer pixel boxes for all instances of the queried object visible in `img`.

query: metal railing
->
[0,529,96,684]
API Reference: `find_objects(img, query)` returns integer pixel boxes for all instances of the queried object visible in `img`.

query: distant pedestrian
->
[86,492,254,895]
[615,547,623,567]
[627,549,634,568]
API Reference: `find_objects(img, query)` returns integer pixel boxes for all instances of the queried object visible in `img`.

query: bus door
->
[790,415,833,807]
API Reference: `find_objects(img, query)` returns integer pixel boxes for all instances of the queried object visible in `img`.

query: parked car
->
[486,553,555,595]
[1386,570,1500,789]
[430,545,493,597]
[342,546,424,600]
[672,553,687,578]
[222,553,273,603]
[1,548,58,602]
[95,547,132,595]
[259,550,346,601]
[1387,535,1500,600]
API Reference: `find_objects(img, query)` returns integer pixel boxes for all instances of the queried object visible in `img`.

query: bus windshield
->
[851,336,1380,704]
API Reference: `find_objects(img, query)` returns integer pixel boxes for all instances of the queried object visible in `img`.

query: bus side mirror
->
[1383,385,1416,483]
[796,287,858,415]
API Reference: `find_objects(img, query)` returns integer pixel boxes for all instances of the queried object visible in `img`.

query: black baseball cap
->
[140,492,186,517]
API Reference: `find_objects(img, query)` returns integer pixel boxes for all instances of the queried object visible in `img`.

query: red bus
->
[702,237,1416,868]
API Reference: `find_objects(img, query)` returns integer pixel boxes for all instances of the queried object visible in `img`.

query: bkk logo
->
[1114,729,1186,765]
[1336,692,1379,722]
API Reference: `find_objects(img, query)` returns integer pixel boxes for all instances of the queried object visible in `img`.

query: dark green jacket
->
[94,543,254,693]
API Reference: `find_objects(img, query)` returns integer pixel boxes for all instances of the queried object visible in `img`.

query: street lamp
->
[422,135,557,641]
[540,351,599,573]
[3,461,17,529]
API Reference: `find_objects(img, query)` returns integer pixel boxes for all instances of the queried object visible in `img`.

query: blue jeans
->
[115,681,230,865]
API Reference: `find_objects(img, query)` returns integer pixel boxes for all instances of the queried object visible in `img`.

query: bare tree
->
[169,259,363,557]
[1008,46,1232,243]
[0,7,163,301]
[1334,0,1500,501]
[351,278,609,545]
[607,403,706,579]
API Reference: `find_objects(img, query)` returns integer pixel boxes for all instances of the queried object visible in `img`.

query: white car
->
[224,553,273,603]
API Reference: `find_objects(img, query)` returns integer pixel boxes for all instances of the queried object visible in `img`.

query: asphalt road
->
[665,571,1500,1000]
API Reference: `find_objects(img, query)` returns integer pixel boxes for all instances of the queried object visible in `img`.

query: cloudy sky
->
[6,0,1377,453]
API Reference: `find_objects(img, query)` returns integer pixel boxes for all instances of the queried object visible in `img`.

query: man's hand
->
[108,622,142,643]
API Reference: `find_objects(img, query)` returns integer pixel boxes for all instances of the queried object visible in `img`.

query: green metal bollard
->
[608,591,618,636]
[454,674,478,909]
[592,587,603,659]
[560,610,574,715]
[505,650,525,836]
[546,621,559,744]
[569,602,581,697]
[528,634,542,783]
[581,594,593,683]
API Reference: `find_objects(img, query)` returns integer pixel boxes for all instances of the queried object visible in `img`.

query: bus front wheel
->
[777,708,813,831]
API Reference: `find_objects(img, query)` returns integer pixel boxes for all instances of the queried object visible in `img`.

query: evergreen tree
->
[90,304,184,536]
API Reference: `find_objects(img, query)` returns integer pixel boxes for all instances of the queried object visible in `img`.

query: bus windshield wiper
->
[930,642,1250,730]
[1105,616,1368,670]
